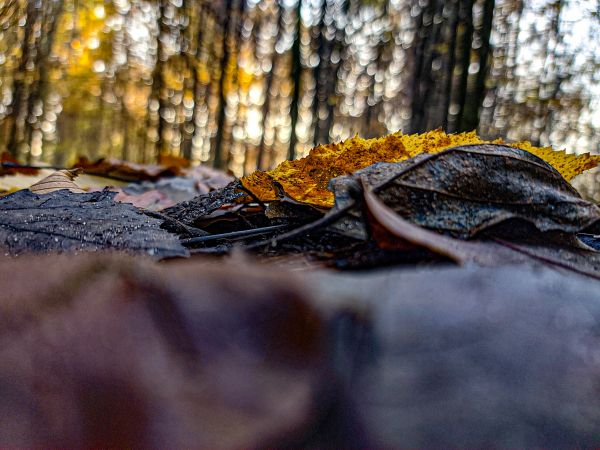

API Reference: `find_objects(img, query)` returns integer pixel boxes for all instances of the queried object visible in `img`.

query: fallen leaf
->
[329,144,600,239]
[0,152,39,176]
[73,156,183,182]
[361,180,600,278]
[113,189,173,210]
[362,183,471,264]
[240,130,600,208]
[0,190,188,258]
[0,171,128,195]
[162,181,248,227]
[108,166,234,211]
[28,169,85,194]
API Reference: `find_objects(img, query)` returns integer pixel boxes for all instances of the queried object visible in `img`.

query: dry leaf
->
[0,152,39,176]
[74,156,183,181]
[241,130,600,208]
[28,169,85,194]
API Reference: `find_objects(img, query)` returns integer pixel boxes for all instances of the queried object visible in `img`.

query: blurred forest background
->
[0,0,599,176]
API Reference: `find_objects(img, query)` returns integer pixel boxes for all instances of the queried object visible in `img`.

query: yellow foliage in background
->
[241,130,600,208]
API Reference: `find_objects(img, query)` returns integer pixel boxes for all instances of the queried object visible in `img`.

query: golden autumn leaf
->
[29,169,85,194]
[240,130,600,208]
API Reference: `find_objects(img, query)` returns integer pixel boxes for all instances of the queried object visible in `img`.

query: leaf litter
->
[1,131,600,277]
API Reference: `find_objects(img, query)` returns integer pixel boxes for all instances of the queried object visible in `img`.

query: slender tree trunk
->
[311,1,328,145]
[461,0,495,132]
[23,0,64,162]
[442,0,459,131]
[257,2,285,170]
[287,0,302,161]
[148,0,169,161]
[213,0,242,169]
[453,0,475,132]
[182,0,204,160]
[409,0,436,133]
[7,0,37,157]
[319,0,348,143]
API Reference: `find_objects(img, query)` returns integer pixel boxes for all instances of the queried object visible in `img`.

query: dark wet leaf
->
[110,164,234,211]
[362,183,600,278]
[161,181,247,226]
[0,189,188,258]
[329,144,600,240]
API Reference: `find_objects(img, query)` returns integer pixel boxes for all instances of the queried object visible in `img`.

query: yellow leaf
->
[240,130,600,208]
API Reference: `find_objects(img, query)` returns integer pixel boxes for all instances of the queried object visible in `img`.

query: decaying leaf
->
[0,152,39,176]
[28,169,85,194]
[328,144,600,240]
[362,184,471,264]
[361,181,600,278]
[74,156,184,182]
[241,130,600,208]
[0,189,188,258]
[162,181,248,226]
[109,164,234,211]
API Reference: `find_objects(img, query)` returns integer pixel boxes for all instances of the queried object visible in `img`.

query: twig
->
[180,224,287,246]
[143,210,209,237]
[244,204,353,251]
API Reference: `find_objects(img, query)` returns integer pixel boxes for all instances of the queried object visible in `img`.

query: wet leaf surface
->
[328,144,600,240]
[0,190,188,258]
[161,181,248,226]
[110,164,234,211]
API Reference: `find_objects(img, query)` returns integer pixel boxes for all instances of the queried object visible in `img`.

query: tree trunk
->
[442,0,459,131]
[148,0,169,161]
[453,0,475,132]
[460,0,495,132]
[7,0,37,157]
[287,0,303,161]
[213,0,239,169]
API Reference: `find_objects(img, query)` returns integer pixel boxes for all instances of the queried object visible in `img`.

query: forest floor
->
[1,143,600,446]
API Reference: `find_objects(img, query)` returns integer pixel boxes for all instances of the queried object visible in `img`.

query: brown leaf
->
[362,181,600,278]
[28,169,85,194]
[330,144,600,240]
[363,183,471,264]
[0,152,39,176]
[73,156,183,182]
